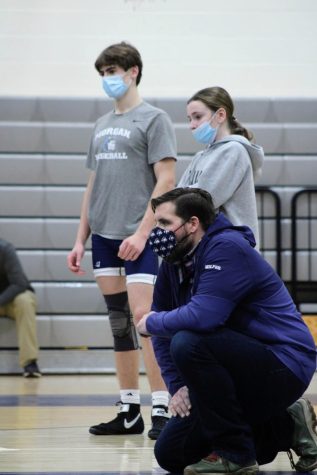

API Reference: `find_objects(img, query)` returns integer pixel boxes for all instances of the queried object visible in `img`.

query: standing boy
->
[67,42,177,439]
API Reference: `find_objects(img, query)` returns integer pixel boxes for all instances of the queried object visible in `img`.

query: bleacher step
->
[0,349,146,375]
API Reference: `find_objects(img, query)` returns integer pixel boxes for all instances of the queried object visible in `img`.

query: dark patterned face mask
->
[149,221,192,263]
[148,226,177,259]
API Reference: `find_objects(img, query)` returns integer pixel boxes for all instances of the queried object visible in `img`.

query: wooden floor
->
[1,373,317,474]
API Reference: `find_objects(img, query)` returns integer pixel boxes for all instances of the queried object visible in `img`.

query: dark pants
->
[155,329,307,473]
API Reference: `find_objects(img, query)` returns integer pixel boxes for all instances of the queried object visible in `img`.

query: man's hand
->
[169,386,191,418]
[118,232,147,261]
[136,311,154,337]
[67,243,86,275]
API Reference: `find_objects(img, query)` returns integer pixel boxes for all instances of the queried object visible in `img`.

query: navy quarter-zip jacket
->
[147,213,316,396]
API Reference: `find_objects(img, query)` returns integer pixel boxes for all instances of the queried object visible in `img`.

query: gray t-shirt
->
[86,101,177,239]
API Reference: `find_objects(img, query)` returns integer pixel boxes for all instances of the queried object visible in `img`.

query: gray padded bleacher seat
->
[1,96,316,123]
[1,96,317,155]
[0,96,316,373]
[1,121,317,155]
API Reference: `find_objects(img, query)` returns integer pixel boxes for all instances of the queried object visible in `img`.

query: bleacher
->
[0,96,316,373]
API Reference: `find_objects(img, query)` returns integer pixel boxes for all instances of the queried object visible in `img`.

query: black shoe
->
[287,398,317,472]
[147,405,169,440]
[23,360,41,378]
[89,402,144,435]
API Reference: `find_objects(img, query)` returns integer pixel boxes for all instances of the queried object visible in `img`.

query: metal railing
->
[290,188,317,307]
[256,186,282,276]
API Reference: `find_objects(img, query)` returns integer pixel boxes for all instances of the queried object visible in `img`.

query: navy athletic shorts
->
[91,234,158,285]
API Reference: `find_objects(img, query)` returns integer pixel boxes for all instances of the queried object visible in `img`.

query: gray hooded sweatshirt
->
[178,135,264,246]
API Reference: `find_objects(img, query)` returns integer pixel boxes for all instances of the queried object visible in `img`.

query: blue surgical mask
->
[192,112,218,144]
[102,74,130,99]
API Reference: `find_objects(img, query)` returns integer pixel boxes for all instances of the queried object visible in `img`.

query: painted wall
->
[0,0,316,98]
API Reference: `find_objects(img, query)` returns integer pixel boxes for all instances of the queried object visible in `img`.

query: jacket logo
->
[205,264,221,271]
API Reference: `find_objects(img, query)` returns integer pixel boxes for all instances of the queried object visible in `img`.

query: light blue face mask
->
[192,112,218,144]
[102,74,129,99]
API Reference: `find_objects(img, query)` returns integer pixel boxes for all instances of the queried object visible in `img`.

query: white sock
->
[120,389,140,405]
[151,390,169,408]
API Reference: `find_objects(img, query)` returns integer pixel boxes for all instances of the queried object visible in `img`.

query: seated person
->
[0,238,41,377]
[137,187,317,475]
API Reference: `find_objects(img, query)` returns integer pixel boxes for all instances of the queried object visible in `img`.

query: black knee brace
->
[104,292,139,352]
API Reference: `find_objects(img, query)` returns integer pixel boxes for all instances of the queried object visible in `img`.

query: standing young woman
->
[179,86,264,246]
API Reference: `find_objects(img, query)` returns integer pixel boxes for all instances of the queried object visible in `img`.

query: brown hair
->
[188,86,253,141]
[151,187,216,231]
[95,41,143,85]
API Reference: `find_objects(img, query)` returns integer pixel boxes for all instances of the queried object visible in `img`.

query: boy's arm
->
[118,157,176,260]
[67,171,95,274]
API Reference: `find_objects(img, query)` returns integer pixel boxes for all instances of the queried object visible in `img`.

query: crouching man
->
[137,187,317,475]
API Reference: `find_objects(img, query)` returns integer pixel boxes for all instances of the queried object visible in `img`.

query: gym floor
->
[1,373,317,474]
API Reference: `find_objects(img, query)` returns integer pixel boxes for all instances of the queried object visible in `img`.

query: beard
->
[164,235,193,264]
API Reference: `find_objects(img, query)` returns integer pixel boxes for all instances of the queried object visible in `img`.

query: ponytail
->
[229,115,253,142]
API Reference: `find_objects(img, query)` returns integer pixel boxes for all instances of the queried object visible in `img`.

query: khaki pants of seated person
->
[0,290,38,367]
